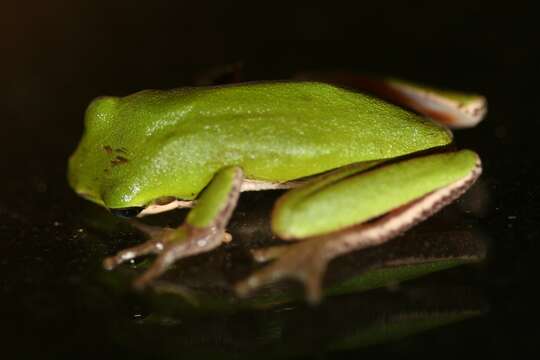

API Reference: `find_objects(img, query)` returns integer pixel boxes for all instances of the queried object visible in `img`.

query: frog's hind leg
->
[103,166,243,289]
[236,151,482,304]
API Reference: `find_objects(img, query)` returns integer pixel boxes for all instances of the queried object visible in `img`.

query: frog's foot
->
[235,239,331,304]
[102,221,171,270]
[103,221,232,289]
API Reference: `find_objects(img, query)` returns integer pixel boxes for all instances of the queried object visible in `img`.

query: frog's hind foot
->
[235,239,331,305]
[103,220,231,290]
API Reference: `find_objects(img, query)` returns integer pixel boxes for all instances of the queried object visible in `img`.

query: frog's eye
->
[110,207,144,218]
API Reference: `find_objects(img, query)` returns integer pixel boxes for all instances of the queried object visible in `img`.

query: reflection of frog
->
[125,281,486,357]
[68,76,486,303]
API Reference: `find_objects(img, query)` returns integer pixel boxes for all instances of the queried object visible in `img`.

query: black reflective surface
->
[1,1,537,358]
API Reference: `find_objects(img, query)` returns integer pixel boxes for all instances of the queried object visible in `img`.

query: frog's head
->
[68,95,184,218]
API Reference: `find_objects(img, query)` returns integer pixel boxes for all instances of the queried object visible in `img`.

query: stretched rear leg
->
[236,150,482,304]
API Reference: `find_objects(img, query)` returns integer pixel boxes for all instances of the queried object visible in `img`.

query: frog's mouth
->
[75,190,105,207]
[75,190,144,218]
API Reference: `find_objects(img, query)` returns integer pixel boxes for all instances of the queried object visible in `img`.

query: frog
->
[67,77,486,303]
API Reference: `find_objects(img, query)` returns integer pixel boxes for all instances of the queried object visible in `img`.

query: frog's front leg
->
[103,166,244,289]
[236,150,482,304]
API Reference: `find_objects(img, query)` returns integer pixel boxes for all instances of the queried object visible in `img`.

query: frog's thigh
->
[271,150,481,242]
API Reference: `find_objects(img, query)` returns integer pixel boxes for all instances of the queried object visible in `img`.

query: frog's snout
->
[109,207,144,218]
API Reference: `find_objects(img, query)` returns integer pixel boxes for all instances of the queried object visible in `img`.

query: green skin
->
[68,80,484,303]
[69,82,451,208]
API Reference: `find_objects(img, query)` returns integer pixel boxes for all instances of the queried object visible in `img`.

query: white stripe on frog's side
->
[239,178,308,191]
[138,199,195,217]
[137,178,309,217]
[388,82,488,129]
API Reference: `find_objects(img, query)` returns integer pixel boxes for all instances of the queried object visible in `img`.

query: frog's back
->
[71,82,451,207]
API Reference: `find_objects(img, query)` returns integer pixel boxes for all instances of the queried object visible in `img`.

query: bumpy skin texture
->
[68,81,451,209]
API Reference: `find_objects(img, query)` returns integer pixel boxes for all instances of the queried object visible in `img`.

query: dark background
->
[1,1,538,358]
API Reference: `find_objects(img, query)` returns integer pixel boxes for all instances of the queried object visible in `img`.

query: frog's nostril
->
[110,207,144,218]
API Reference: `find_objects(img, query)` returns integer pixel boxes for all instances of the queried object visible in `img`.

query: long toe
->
[103,239,165,270]
[132,246,179,289]
[235,240,329,303]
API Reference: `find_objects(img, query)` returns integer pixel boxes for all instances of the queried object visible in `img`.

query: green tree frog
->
[68,78,486,303]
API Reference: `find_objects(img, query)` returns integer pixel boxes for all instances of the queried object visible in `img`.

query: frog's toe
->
[103,220,173,270]
[132,246,178,290]
[103,237,166,270]
[131,227,229,289]
[235,240,329,305]
[250,245,289,263]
